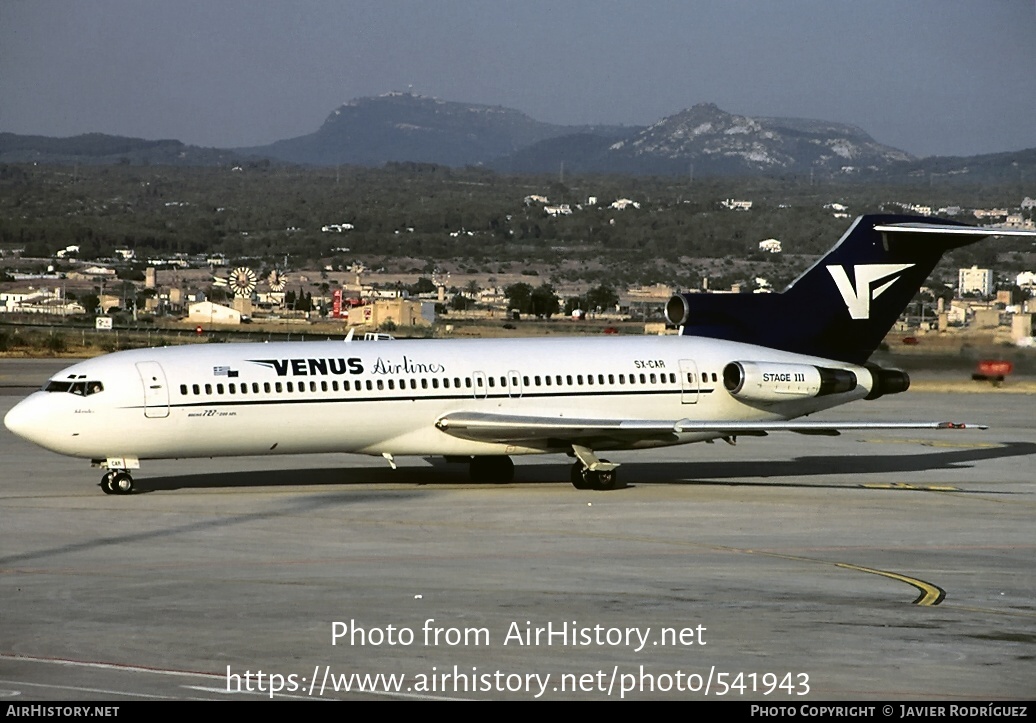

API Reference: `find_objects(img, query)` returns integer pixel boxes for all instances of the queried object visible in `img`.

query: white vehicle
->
[6,215,1033,495]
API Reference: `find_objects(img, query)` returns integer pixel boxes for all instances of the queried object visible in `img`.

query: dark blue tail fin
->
[666,214,1004,364]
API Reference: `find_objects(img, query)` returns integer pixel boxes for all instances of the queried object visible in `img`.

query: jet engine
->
[864,364,910,400]
[722,361,858,403]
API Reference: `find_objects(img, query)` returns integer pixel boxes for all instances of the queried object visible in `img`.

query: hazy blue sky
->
[1,1,1033,157]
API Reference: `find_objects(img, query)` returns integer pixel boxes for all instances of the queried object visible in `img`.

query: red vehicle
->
[972,359,1013,385]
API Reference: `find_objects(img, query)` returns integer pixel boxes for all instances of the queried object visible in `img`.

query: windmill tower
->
[228,266,257,316]
[266,269,287,308]
[431,269,450,304]
[349,262,367,300]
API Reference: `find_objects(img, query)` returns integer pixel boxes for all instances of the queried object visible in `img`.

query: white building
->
[544,205,572,216]
[610,199,640,210]
[0,288,84,315]
[721,199,752,211]
[958,266,993,297]
[758,238,782,253]
[187,301,242,325]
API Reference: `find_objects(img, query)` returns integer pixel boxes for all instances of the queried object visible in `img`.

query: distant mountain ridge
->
[237,92,627,168]
[3,93,1033,181]
[498,103,914,176]
[0,132,244,166]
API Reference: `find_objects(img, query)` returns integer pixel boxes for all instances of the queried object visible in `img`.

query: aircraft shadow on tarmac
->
[137,441,1036,494]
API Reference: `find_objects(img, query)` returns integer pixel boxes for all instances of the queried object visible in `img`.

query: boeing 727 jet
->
[6,215,1033,494]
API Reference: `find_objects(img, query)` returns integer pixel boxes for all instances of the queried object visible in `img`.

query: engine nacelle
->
[722,361,858,403]
[864,365,910,400]
[665,294,692,327]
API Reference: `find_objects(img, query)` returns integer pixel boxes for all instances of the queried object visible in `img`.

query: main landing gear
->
[570,461,619,490]
[100,470,135,495]
[569,444,620,491]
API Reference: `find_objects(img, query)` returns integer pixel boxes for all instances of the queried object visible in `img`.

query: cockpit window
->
[45,380,104,396]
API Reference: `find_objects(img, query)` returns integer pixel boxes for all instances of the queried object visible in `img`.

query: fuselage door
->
[679,359,700,405]
[136,361,170,418]
[507,370,523,399]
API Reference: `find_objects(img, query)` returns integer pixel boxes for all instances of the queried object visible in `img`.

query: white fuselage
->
[4,335,873,463]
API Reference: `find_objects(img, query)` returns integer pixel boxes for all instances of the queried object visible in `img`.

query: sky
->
[1,0,1033,158]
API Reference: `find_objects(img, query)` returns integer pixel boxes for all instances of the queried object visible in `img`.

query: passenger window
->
[275,382,282,393]
[205,384,212,395]
[432,379,439,389]
[180,384,188,395]
[286,382,293,392]
[193,384,200,395]
[376,380,384,390]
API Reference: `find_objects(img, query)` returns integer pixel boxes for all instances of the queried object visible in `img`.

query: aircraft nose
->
[4,394,48,444]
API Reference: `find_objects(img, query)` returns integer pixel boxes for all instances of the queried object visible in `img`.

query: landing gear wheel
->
[469,456,515,484]
[110,471,135,495]
[592,462,618,491]
[571,462,593,490]
[101,471,117,495]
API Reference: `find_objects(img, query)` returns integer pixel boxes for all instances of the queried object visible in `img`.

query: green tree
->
[529,284,560,318]
[504,282,533,313]
[585,284,619,312]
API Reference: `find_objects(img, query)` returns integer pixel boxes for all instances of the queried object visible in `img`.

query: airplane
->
[6,214,1035,496]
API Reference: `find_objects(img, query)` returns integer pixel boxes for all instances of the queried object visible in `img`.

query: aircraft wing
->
[434,412,986,444]
[435,412,681,444]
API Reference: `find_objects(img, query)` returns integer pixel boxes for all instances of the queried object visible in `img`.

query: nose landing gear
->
[101,470,135,495]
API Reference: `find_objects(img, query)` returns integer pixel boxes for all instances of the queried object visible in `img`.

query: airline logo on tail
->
[826,264,915,319]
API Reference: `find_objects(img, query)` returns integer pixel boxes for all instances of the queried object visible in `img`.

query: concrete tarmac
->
[1,359,1033,700]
